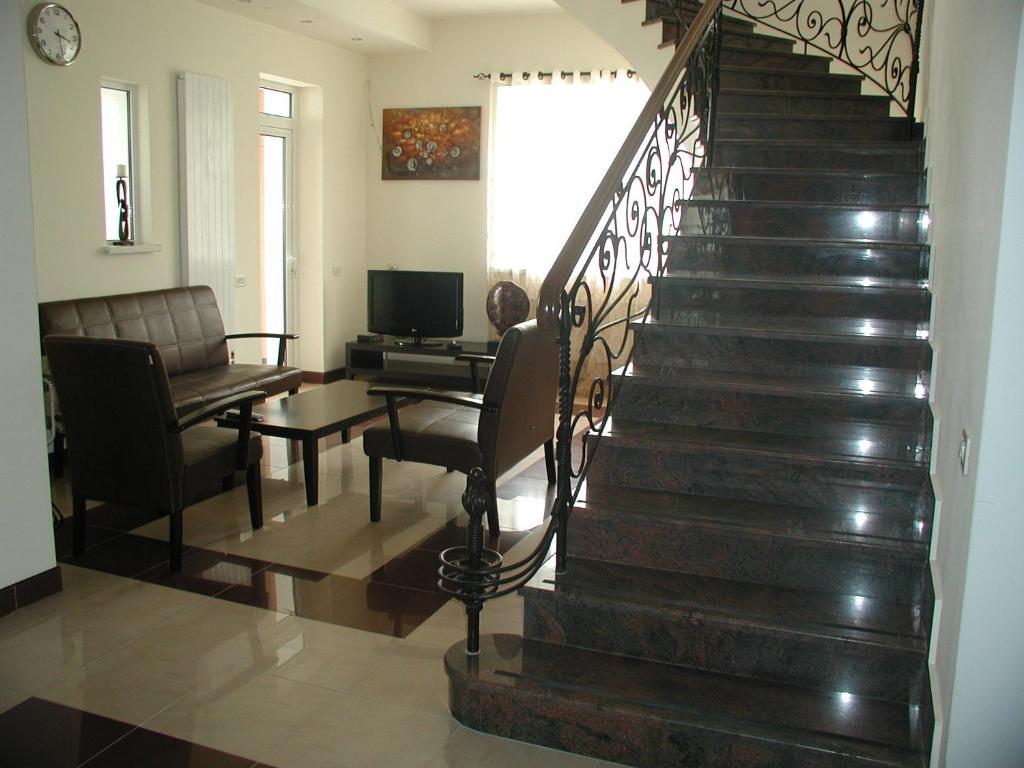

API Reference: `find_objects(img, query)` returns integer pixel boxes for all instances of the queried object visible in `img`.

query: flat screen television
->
[367,269,464,345]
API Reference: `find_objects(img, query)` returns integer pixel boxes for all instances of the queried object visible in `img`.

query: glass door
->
[258,126,295,365]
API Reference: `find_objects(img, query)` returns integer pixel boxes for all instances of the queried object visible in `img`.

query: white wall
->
[366,14,628,341]
[918,1,1023,764]
[941,14,1024,766]
[0,0,59,589]
[21,0,369,373]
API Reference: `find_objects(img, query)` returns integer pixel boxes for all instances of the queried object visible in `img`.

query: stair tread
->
[720,64,862,81]
[657,270,929,292]
[687,199,927,212]
[696,166,925,179]
[602,417,929,467]
[721,87,889,101]
[671,232,928,251]
[718,111,909,124]
[642,313,930,345]
[620,361,930,400]
[450,635,926,762]
[580,480,931,549]
[530,556,926,646]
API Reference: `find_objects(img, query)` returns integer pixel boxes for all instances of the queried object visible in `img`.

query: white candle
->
[116,164,128,178]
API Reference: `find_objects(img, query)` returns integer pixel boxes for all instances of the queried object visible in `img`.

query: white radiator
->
[177,72,235,331]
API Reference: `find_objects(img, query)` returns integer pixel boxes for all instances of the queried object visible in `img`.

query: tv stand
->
[393,337,443,348]
[345,337,492,391]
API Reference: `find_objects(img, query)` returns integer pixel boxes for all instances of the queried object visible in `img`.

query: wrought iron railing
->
[439,0,725,654]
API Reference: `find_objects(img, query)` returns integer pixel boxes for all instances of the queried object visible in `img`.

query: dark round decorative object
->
[486,281,530,336]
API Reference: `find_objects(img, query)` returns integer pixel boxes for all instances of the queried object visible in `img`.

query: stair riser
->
[565,505,930,601]
[692,170,924,205]
[716,115,912,142]
[651,283,931,321]
[614,380,933,444]
[720,47,831,72]
[668,239,929,280]
[719,92,891,117]
[681,205,926,243]
[715,143,924,171]
[588,437,930,510]
[524,589,927,702]
[449,664,914,768]
[633,326,932,373]
[719,69,862,94]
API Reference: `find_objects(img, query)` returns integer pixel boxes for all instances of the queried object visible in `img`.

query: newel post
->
[554,290,574,574]
[461,467,490,655]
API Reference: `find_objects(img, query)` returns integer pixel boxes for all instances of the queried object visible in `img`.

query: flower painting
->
[382,106,481,180]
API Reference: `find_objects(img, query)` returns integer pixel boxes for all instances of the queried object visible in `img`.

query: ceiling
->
[197,0,563,54]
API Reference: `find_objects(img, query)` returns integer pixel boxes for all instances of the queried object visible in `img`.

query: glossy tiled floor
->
[0,424,620,768]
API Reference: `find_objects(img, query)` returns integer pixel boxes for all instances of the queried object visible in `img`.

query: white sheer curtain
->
[487,70,650,285]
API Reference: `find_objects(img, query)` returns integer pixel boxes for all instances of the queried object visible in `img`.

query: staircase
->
[446,2,934,765]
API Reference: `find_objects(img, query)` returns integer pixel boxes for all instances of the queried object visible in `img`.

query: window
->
[259,86,292,118]
[100,83,135,242]
[488,72,650,275]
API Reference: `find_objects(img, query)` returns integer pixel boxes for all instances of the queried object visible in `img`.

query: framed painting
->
[382,106,481,180]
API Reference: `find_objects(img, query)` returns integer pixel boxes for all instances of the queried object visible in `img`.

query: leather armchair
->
[362,320,558,534]
[43,335,267,572]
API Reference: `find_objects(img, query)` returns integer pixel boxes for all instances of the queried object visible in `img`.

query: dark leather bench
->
[40,285,302,473]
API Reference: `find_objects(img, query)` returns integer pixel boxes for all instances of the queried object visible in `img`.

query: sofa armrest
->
[171,389,267,432]
[225,332,300,366]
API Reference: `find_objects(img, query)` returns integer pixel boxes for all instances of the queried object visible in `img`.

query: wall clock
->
[28,3,81,66]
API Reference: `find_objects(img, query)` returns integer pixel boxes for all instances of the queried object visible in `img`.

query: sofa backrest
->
[39,286,229,376]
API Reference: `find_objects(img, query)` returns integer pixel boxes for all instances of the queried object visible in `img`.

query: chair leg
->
[169,512,183,573]
[369,456,382,522]
[544,439,556,484]
[72,494,87,556]
[486,476,500,536]
[247,463,264,529]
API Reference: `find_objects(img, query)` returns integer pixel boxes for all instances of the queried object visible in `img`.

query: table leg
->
[302,438,319,506]
[341,427,350,444]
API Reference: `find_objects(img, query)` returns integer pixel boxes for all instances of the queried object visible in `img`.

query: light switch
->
[332,265,342,277]
[235,275,247,288]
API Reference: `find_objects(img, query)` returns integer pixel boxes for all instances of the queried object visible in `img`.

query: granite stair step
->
[567,482,931,603]
[613,362,933,439]
[681,200,928,243]
[692,168,925,205]
[719,65,864,94]
[667,235,930,280]
[719,45,832,71]
[638,0,756,33]
[715,139,924,171]
[632,314,932,373]
[719,89,893,117]
[588,417,931,510]
[651,270,931,320]
[655,20,796,51]
[447,635,930,768]
[715,113,916,141]
[523,557,929,702]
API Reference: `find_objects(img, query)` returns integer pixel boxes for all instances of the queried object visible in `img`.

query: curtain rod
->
[474,70,637,81]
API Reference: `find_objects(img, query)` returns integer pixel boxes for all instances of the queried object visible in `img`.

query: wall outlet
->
[958,429,971,476]
[235,274,247,288]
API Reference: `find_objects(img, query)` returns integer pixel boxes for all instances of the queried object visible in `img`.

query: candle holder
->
[113,170,133,245]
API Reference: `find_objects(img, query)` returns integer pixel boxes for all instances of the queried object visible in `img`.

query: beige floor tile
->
[265,697,458,768]
[144,671,343,761]
[426,726,626,768]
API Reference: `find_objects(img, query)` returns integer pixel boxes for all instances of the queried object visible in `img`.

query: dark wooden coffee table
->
[217,380,399,506]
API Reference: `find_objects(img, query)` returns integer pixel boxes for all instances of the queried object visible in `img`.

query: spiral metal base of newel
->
[438,467,503,655]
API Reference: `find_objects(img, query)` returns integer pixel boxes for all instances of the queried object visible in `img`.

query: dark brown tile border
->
[0,566,62,618]
[0,697,270,768]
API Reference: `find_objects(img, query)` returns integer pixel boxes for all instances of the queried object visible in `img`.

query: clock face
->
[29,3,81,66]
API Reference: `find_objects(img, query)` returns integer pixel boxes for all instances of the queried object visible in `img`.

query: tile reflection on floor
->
[5,432,621,768]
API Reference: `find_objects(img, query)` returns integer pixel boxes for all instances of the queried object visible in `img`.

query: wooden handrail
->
[536,0,723,329]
